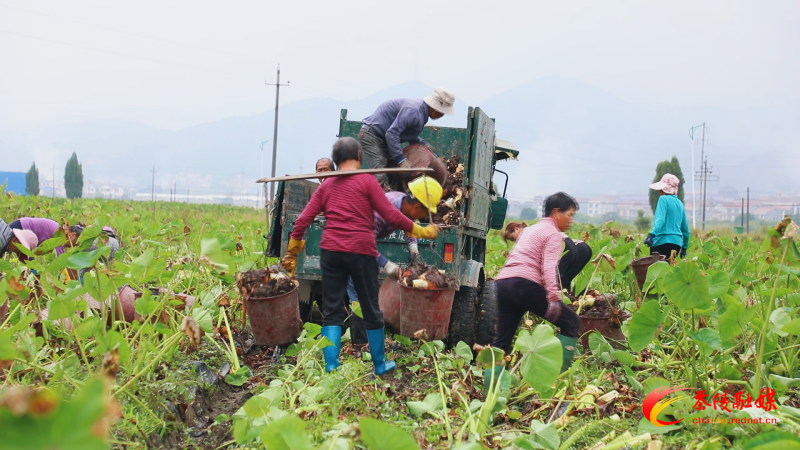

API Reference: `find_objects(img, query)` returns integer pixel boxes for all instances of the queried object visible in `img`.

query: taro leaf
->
[791,239,800,261]
[407,392,443,418]
[225,366,252,386]
[83,273,115,304]
[476,346,505,367]
[513,420,560,450]
[200,238,232,273]
[134,289,160,317]
[420,340,445,356]
[44,252,72,275]
[661,263,711,310]
[637,417,682,435]
[76,225,103,245]
[686,328,722,356]
[610,241,636,258]
[259,416,313,450]
[627,301,668,352]
[0,330,15,360]
[718,362,742,380]
[612,350,636,367]
[243,386,283,418]
[643,261,671,294]
[359,417,420,450]
[452,444,485,450]
[394,334,413,348]
[302,322,322,338]
[47,297,77,321]
[514,325,562,394]
[729,250,752,280]
[66,245,110,270]
[719,303,757,347]
[622,365,643,392]
[642,377,670,397]
[588,332,612,363]
[36,236,67,255]
[770,308,792,338]
[454,341,473,362]
[592,253,616,273]
[350,300,364,319]
[742,431,800,450]
[191,307,214,333]
[74,316,101,340]
[130,249,166,284]
[769,375,800,389]
[782,318,800,335]
[708,269,731,298]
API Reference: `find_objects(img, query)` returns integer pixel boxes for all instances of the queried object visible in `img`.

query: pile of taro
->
[430,155,465,225]
[565,289,629,327]
[237,268,297,299]
[399,262,456,290]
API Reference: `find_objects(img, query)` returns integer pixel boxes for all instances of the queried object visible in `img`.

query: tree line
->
[25,152,84,198]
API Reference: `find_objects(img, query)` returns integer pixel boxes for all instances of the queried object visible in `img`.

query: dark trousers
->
[320,249,383,329]
[651,243,681,258]
[493,277,581,353]
[559,239,592,292]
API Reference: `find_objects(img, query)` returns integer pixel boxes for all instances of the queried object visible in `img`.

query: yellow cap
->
[408,176,443,213]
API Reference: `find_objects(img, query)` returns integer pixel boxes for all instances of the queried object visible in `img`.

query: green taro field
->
[1,190,800,450]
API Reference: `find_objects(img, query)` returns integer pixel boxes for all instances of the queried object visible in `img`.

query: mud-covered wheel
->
[474,280,497,346]
[447,285,478,348]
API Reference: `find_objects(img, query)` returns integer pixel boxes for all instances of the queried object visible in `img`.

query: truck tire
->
[474,280,498,346]
[447,285,478,348]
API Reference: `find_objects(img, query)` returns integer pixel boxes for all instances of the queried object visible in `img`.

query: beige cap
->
[423,87,455,115]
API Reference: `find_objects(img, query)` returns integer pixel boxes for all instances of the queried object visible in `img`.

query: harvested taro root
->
[399,262,456,290]
[429,155,465,225]
[237,268,298,299]
[565,289,629,326]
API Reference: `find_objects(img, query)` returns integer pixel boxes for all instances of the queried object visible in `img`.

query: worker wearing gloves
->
[359,87,455,189]
[492,192,585,374]
[644,173,690,259]
[346,175,443,348]
[282,137,440,375]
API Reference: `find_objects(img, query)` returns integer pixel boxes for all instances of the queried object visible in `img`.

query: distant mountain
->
[3,76,798,200]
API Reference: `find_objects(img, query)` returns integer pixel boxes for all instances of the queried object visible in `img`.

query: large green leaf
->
[407,393,442,418]
[513,420,560,450]
[782,318,800,335]
[719,303,756,347]
[643,261,671,293]
[359,417,420,450]
[454,341,473,362]
[515,325,562,393]
[729,250,752,280]
[661,263,711,310]
[743,431,800,449]
[708,269,730,298]
[627,301,668,352]
[588,332,612,363]
[130,249,166,284]
[686,328,722,356]
[259,416,313,450]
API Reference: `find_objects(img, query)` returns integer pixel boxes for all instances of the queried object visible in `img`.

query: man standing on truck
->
[359,87,455,189]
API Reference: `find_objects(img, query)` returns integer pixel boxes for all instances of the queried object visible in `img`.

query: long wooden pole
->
[255,167,433,184]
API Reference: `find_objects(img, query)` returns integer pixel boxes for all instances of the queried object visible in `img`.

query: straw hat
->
[423,88,455,115]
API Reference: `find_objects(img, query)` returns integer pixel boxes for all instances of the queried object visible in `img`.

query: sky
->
[1,0,798,131]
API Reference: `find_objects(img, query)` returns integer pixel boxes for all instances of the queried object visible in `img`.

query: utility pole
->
[266,64,289,207]
[741,198,744,228]
[746,187,750,234]
[698,157,719,230]
[689,123,704,229]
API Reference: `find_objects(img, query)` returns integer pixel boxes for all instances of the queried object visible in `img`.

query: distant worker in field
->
[283,137,440,375]
[492,192,587,374]
[644,173,690,259]
[0,219,39,260]
[360,87,455,189]
[502,220,591,294]
[1,217,63,260]
[315,157,334,183]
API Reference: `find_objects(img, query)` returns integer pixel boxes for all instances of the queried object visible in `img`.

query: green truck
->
[267,107,518,347]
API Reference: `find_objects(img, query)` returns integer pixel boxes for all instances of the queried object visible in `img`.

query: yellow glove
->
[409,223,440,240]
[281,238,305,276]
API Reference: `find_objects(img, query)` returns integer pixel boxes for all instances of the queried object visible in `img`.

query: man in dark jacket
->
[359,87,455,188]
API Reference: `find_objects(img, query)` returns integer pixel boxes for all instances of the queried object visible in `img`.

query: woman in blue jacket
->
[645,173,690,258]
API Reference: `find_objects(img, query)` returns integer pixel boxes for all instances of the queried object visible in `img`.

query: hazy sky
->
[2,0,798,131]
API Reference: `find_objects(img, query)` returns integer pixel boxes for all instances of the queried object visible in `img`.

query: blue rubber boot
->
[366,328,396,375]
[320,326,342,373]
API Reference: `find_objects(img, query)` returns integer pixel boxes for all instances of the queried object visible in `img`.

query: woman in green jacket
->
[645,173,690,258]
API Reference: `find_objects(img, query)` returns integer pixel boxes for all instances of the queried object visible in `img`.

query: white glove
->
[408,243,419,261]
[383,261,401,279]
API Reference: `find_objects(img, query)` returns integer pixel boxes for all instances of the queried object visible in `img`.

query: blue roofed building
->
[0,172,29,195]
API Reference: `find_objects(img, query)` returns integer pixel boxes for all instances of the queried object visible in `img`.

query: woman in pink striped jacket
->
[493,192,587,373]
